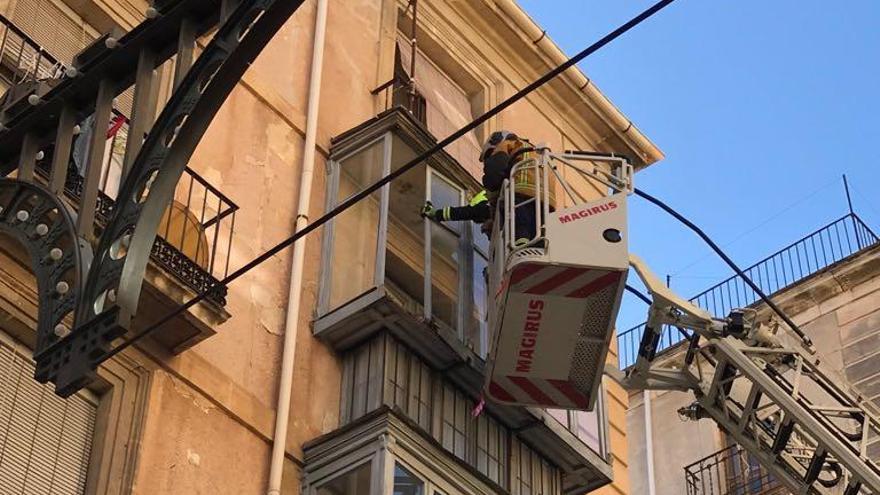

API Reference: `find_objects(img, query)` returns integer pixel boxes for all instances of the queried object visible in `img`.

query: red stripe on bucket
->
[510,264,546,285]
[547,379,590,409]
[489,381,517,402]
[508,376,558,407]
[524,267,587,295]
[566,271,622,299]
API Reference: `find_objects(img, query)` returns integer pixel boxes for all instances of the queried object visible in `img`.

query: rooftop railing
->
[618,213,879,369]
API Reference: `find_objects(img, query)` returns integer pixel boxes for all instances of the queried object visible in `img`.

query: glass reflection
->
[393,463,424,495]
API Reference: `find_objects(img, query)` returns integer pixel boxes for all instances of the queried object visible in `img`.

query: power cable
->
[634,187,813,346]
[625,284,652,305]
[101,0,680,360]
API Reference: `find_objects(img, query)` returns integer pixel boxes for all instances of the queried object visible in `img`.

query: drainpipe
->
[644,390,657,495]
[267,0,328,493]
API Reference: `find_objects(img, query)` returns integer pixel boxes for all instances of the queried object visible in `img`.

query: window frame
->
[547,379,611,460]
[423,169,470,337]
[318,134,393,316]
[311,456,379,495]
[318,131,484,353]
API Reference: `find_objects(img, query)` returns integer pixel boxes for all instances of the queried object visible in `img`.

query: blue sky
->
[518,0,880,331]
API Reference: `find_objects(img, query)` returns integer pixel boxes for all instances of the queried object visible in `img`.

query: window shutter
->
[0,334,96,494]
[7,0,134,123]
[12,0,97,66]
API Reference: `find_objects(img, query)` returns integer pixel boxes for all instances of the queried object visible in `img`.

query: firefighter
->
[420,189,490,224]
[479,130,540,247]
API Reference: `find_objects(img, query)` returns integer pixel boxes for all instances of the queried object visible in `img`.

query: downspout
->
[644,390,657,495]
[267,0,328,493]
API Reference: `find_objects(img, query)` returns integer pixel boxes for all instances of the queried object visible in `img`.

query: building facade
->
[623,215,880,495]
[0,0,662,493]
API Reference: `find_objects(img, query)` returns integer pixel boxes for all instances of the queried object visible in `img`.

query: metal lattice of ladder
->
[625,255,880,495]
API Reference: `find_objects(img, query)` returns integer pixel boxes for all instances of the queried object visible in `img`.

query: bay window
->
[318,121,488,354]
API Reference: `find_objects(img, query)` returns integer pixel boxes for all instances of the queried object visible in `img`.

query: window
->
[396,38,481,176]
[427,171,464,332]
[513,438,561,495]
[475,413,507,485]
[315,462,372,495]
[546,384,608,458]
[319,128,484,353]
[324,138,386,312]
[393,463,425,495]
[0,331,96,494]
[386,133,427,309]
[471,221,490,358]
[12,0,98,66]
[440,384,467,461]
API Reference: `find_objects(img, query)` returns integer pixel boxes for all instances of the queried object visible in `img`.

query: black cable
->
[101,0,680,360]
[633,187,813,346]
[625,284,652,305]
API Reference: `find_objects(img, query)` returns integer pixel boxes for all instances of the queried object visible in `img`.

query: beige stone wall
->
[596,339,635,495]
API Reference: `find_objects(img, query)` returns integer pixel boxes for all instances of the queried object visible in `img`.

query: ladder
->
[625,255,880,494]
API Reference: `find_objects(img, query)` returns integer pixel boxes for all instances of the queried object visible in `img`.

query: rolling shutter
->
[11,0,98,66]
[0,332,96,494]
[6,0,135,131]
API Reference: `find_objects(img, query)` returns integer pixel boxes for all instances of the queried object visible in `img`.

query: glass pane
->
[385,134,426,308]
[328,140,384,310]
[430,222,460,330]
[317,462,372,495]
[471,252,488,357]
[548,409,569,427]
[393,464,424,495]
[428,172,463,331]
[472,221,489,255]
[430,174,463,234]
[574,408,603,454]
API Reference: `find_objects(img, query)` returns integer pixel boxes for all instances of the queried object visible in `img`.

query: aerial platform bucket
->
[484,150,631,410]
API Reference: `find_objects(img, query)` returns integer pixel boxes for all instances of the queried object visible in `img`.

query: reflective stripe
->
[469,190,488,207]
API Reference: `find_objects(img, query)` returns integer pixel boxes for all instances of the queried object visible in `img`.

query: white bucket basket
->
[484,150,632,410]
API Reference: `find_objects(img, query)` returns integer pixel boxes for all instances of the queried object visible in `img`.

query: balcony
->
[685,444,789,495]
[0,14,236,352]
[617,213,879,369]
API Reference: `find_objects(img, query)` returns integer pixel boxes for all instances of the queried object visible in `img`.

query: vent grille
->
[569,280,619,398]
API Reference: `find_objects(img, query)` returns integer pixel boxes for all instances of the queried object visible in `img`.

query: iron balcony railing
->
[0,13,65,85]
[685,444,789,495]
[618,213,879,369]
[2,14,237,306]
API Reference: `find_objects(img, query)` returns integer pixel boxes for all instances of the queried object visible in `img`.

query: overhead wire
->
[634,187,813,345]
[101,0,681,360]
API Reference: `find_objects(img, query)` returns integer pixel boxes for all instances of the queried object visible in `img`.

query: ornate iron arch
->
[0,0,306,397]
[0,180,85,355]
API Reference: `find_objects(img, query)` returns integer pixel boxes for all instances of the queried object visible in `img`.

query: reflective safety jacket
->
[434,189,491,223]
[482,138,555,207]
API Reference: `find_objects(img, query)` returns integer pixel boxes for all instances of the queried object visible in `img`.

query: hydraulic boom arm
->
[624,255,880,494]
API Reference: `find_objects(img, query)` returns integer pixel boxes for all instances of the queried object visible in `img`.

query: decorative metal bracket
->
[0,0,306,397]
